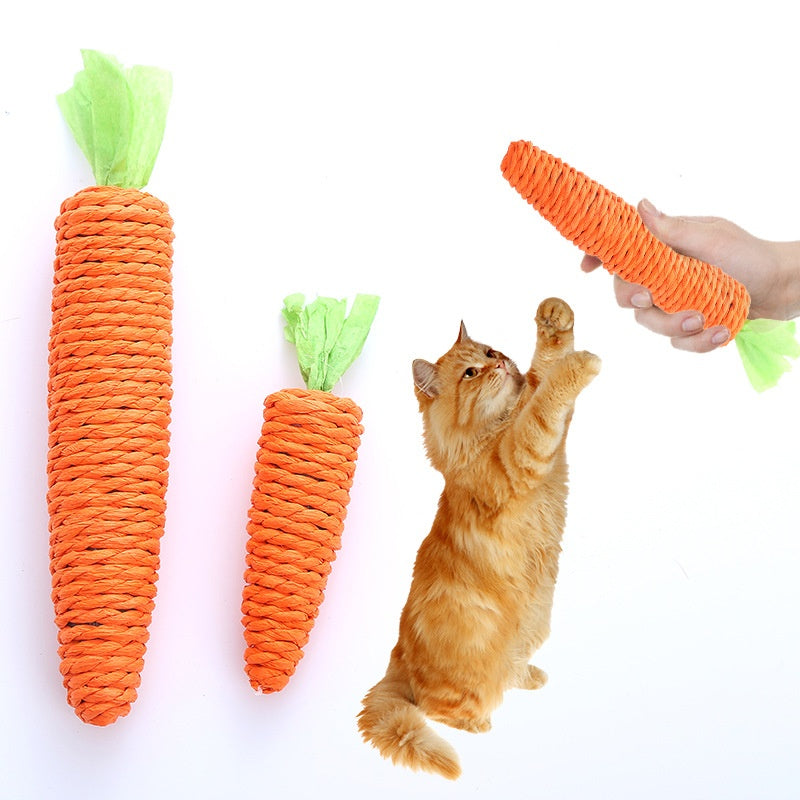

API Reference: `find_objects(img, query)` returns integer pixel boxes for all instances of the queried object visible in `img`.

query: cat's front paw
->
[536,297,574,340]
[519,665,548,690]
[560,349,602,391]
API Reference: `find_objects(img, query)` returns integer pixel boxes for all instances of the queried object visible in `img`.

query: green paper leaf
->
[282,294,380,392]
[124,64,172,189]
[57,49,171,189]
[734,319,800,392]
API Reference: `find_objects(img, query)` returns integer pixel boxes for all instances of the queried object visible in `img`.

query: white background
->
[2,2,799,798]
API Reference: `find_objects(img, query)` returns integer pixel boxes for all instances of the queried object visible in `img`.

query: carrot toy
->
[242,293,379,693]
[47,50,173,725]
[501,140,799,391]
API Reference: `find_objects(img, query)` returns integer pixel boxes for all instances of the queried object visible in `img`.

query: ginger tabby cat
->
[358,298,600,779]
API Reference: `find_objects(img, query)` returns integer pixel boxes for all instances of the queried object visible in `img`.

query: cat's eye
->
[463,367,479,379]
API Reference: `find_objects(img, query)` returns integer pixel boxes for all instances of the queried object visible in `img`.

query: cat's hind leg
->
[420,683,497,735]
[440,715,493,734]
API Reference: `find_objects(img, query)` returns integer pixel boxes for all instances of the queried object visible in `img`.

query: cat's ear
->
[413,359,440,398]
[457,321,470,344]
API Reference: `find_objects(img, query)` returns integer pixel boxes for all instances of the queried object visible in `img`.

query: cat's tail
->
[357,667,461,780]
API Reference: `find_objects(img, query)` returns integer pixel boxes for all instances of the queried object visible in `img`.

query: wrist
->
[772,241,800,320]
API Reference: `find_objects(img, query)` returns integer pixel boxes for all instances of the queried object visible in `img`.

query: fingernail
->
[640,198,661,217]
[681,314,704,333]
[711,328,730,346]
[630,291,652,308]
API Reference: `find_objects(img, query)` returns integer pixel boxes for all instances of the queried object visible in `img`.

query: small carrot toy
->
[242,293,379,693]
[48,50,173,725]
[501,140,799,391]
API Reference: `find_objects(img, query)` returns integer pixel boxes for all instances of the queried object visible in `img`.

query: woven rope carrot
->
[502,140,799,391]
[242,294,379,693]
[48,50,173,725]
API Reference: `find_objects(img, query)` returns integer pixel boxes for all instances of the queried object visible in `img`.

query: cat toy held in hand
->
[242,293,379,693]
[47,50,173,725]
[501,140,799,391]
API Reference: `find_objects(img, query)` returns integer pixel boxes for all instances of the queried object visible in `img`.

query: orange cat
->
[358,298,600,780]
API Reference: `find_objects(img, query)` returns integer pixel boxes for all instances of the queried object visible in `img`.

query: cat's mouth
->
[494,360,521,386]
[489,360,524,402]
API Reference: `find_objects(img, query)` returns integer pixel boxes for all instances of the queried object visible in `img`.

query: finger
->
[613,276,652,310]
[670,326,731,353]
[633,305,730,351]
[580,253,602,272]
[637,199,730,263]
[632,305,706,339]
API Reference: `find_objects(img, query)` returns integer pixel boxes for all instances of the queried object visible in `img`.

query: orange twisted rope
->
[48,185,174,726]
[242,388,364,693]
[501,141,750,337]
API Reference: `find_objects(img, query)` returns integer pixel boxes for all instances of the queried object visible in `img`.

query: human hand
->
[581,199,800,352]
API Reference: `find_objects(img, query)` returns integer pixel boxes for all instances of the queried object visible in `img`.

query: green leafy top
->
[282,294,380,393]
[57,49,172,189]
[735,319,800,392]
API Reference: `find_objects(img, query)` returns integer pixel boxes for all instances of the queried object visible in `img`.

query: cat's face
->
[413,323,524,432]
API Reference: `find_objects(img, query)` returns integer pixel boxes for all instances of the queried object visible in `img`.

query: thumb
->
[637,199,725,264]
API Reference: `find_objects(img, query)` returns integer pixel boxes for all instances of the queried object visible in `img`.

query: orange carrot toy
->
[242,293,379,693]
[502,140,799,390]
[47,50,173,725]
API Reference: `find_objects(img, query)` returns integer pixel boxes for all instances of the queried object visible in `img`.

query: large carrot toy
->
[242,293,379,693]
[501,140,799,391]
[48,50,173,725]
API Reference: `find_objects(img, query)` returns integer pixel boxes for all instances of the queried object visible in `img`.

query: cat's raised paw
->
[573,350,601,375]
[558,349,602,391]
[536,297,574,337]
